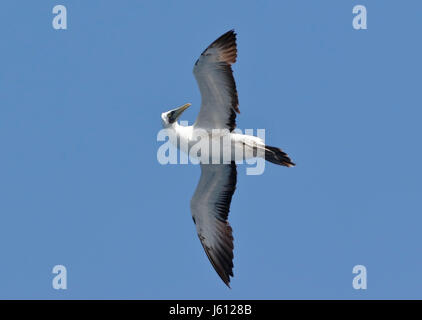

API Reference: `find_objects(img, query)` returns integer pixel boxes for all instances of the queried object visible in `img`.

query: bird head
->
[161,103,191,127]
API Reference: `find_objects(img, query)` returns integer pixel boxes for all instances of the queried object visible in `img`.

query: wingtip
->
[208,30,238,65]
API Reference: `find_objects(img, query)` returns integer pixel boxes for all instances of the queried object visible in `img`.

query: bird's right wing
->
[190,162,237,287]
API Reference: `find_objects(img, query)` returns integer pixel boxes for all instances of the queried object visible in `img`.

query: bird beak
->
[172,103,191,120]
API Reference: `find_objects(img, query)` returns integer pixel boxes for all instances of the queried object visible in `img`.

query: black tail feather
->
[264,145,295,167]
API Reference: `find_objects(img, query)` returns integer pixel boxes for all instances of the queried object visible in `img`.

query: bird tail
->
[264,145,295,167]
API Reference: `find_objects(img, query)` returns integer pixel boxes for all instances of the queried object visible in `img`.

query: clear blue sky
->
[1,0,421,299]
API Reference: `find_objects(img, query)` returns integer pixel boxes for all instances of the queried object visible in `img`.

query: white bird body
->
[167,123,266,163]
[161,30,294,287]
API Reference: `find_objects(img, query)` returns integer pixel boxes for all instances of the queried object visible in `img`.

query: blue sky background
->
[1,0,421,299]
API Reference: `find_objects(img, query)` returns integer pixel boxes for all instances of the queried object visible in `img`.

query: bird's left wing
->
[190,162,237,287]
[193,30,240,132]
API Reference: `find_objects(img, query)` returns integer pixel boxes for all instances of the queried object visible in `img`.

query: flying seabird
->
[161,30,295,287]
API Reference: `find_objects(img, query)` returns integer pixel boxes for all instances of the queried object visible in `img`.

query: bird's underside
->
[189,30,241,287]
[169,29,295,287]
